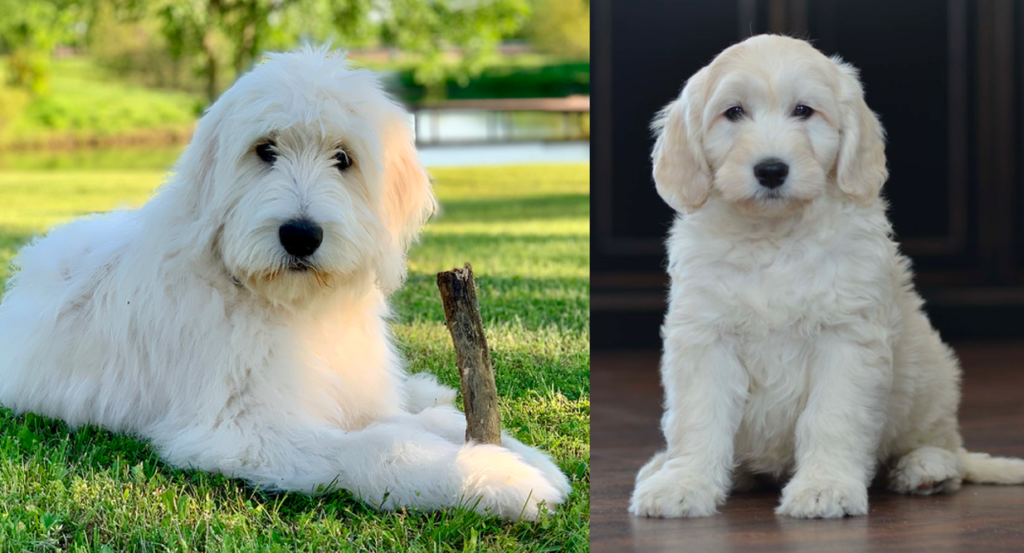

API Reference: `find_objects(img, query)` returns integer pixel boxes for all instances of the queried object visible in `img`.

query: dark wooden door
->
[592,0,1024,348]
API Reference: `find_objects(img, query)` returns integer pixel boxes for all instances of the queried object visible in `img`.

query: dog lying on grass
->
[0,47,569,520]
[630,35,1024,519]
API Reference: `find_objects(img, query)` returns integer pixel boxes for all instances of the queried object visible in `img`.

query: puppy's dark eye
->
[256,142,277,164]
[793,105,814,119]
[724,106,745,121]
[334,150,352,171]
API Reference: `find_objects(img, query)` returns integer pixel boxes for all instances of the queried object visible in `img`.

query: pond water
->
[413,110,589,144]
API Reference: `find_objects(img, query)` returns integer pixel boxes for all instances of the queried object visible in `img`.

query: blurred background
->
[592,0,1024,349]
[0,0,589,163]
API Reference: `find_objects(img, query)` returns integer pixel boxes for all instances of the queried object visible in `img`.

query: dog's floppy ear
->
[169,103,223,219]
[833,59,888,204]
[652,67,712,212]
[375,114,437,294]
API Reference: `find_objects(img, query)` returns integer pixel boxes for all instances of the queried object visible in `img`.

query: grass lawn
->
[0,160,590,552]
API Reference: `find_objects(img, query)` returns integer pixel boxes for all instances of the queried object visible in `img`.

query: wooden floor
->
[592,343,1024,552]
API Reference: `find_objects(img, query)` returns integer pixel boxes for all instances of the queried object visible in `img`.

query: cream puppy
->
[630,35,1024,519]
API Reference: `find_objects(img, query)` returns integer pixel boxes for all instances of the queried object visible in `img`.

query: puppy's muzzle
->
[279,219,323,258]
[754,159,789,189]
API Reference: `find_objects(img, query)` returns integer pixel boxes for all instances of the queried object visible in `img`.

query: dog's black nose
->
[754,159,789,189]
[279,220,323,258]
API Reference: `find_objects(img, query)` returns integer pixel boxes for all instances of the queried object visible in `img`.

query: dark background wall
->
[593,0,1024,349]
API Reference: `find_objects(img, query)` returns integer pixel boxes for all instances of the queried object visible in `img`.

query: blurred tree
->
[0,0,85,95]
[112,0,530,102]
[526,0,589,59]
[88,0,198,93]
[376,0,530,94]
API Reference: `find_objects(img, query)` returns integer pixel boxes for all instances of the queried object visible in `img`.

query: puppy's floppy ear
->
[169,102,223,219]
[652,67,712,212]
[833,58,888,204]
[375,113,438,294]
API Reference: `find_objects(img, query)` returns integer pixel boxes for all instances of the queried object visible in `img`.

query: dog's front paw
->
[629,466,724,518]
[457,444,567,520]
[776,476,867,518]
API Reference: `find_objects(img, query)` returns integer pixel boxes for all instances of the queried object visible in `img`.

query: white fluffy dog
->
[0,47,569,520]
[630,35,1024,519]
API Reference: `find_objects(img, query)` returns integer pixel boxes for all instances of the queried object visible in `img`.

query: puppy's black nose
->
[279,219,323,258]
[754,159,789,189]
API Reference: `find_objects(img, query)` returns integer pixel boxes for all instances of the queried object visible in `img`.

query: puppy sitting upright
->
[630,35,1024,519]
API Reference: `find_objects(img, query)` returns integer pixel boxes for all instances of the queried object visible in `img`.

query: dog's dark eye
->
[724,106,745,122]
[334,150,352,171]
[793,105,814,119]
[256,142,277,164]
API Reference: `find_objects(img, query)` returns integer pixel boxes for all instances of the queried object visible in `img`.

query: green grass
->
[0,161,590,551]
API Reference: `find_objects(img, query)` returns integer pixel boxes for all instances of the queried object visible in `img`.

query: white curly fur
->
[630,35,1024,519]
[0,46,568,520]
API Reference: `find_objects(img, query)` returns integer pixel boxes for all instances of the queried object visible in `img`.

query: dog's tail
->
[959,448,1024,484]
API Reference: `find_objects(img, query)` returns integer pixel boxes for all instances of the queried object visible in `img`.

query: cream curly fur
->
[630,35,1024,519]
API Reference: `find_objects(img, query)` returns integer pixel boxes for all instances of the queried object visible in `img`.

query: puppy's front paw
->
[458,444,567,520]
[776,476,867,518]
[629,466,724,518]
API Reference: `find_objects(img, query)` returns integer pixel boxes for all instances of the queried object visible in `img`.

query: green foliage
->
[1,57,200,146]
[393,58,590,101]
[379,0,532,92]
[526,0,590,59]
[0,0,86,95]
[0,85,31,137]
[87,0,201,93]
[0,160,589,551]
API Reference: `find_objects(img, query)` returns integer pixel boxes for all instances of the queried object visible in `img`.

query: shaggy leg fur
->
[628,340,747,518]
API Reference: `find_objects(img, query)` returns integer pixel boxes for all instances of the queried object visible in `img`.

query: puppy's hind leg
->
[888,446,963,495]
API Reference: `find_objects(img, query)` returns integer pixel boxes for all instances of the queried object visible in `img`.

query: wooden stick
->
[437,263,501,445]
